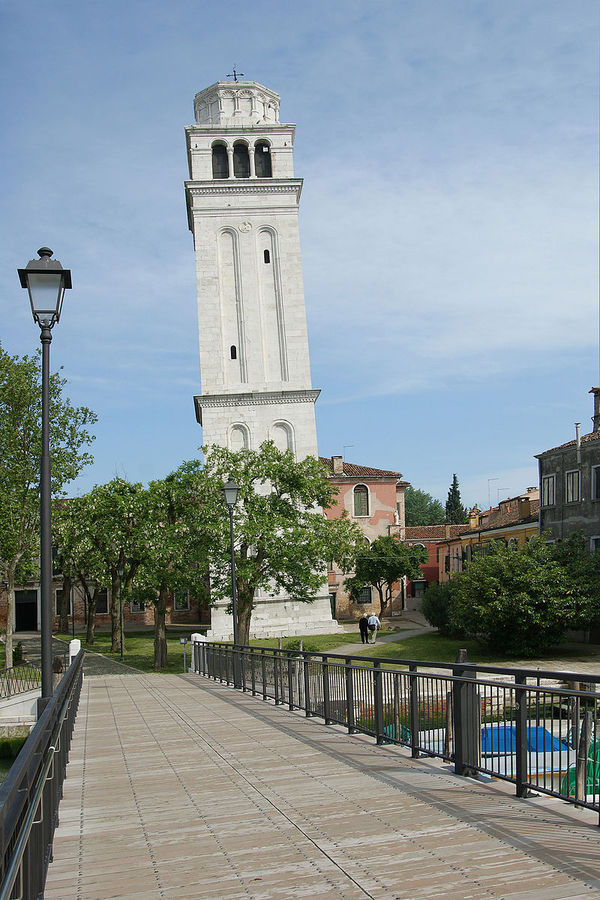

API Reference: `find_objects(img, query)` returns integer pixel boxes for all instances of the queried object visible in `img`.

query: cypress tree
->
[445,474,468,524]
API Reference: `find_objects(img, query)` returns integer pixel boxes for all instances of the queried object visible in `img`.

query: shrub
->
[283,638,321,653]
[12,642,23,665]
[421,582,455,636]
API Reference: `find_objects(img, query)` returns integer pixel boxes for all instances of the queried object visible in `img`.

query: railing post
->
[453,663,480,777]
[274,652,281,705]
[373,661,385,744]
[514,672,529,798]
[345,657,356,733]
[409,663,420,758]
[250,649,256,696]
[261,649,267,700]
[323,658,331,724]
[303,655,313,717]
[287,654,294,711]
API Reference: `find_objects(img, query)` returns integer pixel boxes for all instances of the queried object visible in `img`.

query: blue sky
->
[0,0,597,510]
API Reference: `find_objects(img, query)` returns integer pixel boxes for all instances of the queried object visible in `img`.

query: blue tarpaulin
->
[481,725,567,754]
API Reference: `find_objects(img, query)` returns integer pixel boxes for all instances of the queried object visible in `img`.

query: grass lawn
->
[360,632,600,667]
[56,631,192,674]
[249,630,397,652]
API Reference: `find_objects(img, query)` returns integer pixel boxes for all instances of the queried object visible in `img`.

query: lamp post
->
[117,563,125,662]
[18,248,72,703]
[222,479,239,646]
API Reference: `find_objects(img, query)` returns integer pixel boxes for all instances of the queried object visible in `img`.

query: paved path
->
[45,673,600,899]
[15,633,143,676]
[326,626,435,657]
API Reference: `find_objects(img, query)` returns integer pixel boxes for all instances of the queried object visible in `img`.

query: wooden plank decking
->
[44,674,600,899]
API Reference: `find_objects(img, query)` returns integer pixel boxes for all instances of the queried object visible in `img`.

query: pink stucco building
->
[320,456,409,620]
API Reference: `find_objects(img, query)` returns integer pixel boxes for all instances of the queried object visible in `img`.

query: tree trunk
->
[84,584,97,645]
[153,587,168,670]
[59,574,71,634]
[377,585,389,620]
[237,588,254,646]
[110,571,121,653]
[5,563,17,669]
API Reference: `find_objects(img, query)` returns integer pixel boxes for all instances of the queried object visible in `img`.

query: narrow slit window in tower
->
[230,345,237,359]
[263,249,270,264]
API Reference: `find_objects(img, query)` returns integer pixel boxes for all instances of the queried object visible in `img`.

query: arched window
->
[230,345,237,359]
[263,249,270,264]
[271,421,294,454]
[255,141,272,177]
[233,143,250,178]
[212,143,229,179]
[229,424,249,451]
[353,484,369,517]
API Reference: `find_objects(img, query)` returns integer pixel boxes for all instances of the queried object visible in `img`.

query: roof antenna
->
[227,66,245,82]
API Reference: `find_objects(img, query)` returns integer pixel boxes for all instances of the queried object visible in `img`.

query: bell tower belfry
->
[184,80,339,640]
[184,80,320,459]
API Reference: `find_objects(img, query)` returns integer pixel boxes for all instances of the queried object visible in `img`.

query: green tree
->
[421,581,457,636]
[192,442,361,645]
[345,535,428,618]
[445,474,468,524]
[0,344,96,667]
[133,470,212,669]
[449,540,576,656]
[404,486,445,526]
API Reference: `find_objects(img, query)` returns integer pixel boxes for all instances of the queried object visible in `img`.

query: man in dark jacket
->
[358,614,369,644]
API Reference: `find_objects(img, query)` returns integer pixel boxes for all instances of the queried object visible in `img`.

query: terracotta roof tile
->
[536,430,600,456]
[319,457,403,478]
[404,525,464,540]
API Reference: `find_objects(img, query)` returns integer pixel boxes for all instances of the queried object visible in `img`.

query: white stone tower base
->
[207,594,343,641]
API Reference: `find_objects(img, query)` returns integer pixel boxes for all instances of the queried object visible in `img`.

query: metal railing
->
[0,649,84,900]
[193,641,600,823]
[0,666,42,701]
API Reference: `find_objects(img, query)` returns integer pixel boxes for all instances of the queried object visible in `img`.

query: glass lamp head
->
[18,247,72,327]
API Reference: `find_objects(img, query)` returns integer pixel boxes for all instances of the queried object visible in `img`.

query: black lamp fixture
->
[18,248,72,707]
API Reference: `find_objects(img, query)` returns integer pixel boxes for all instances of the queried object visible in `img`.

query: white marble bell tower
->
[184,79,340,639]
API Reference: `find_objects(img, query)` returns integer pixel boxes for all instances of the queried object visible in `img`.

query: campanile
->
[184,80,319,459]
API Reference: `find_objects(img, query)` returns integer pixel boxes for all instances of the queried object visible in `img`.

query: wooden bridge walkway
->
[44,673,600,899]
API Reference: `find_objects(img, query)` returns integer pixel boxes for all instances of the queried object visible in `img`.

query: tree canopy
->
[345,535,428,618]
[194,441,362,644]
[0,343,96,666]
[404,486,445,526]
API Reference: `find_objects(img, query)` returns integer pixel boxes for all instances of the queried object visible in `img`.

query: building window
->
[541,475,555,507]
[130,598,146,613]
[173,591,190,611]
[565,470,581,503]
[230,345,237,359]
[233,143,250,178]
[356,586,371,604]
[96,589,109,614]
[591,537,600,552]
[592,466,600,500]
[353,484,369,517]
[55,588,72,616]
[211,143,229,179]
[263,249,270,263]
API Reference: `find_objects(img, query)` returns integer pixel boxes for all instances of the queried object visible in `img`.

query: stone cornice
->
[185,179,302,198]
[194,389,320,424]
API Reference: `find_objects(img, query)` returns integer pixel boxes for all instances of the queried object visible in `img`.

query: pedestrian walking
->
[367,613,381,643]
[358,613,369,644]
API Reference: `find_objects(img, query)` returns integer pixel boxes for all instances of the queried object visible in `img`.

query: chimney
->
[468,506,480,529]
[589,387,600,433]
[518,497,531,518]
[331,455,344,476]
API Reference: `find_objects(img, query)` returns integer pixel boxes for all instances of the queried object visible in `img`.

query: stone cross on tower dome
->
[184,80,336,640]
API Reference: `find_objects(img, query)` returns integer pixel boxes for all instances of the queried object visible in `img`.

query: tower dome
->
[193,81,280,126]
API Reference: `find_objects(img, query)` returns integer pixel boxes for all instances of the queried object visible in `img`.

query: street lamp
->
[222,479,239,646]
[18,248,72,704]
[117,562,125,662]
